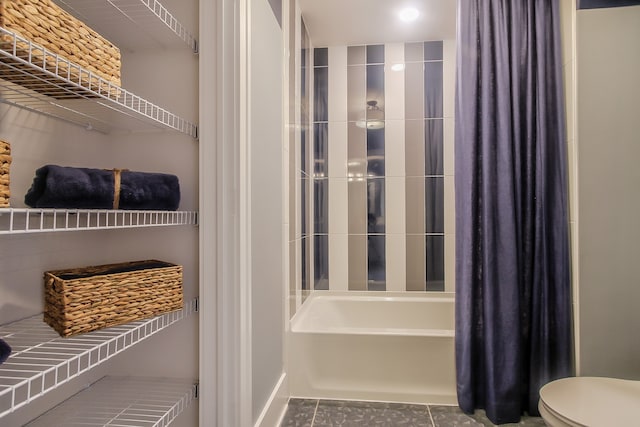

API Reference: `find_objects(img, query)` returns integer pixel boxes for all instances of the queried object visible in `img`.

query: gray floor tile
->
[313,400,433,426]
[280,398,318,427]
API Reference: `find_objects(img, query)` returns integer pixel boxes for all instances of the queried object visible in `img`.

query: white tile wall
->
[385,177,406,235]
[328,46,348,123]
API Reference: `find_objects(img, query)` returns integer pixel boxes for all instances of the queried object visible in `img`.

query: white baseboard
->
[254,373,288,427]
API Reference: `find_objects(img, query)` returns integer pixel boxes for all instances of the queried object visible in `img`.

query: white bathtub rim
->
[299,290,455,300]
[288,394,459,407]
[291,291,456,337]
[290,325,454,337]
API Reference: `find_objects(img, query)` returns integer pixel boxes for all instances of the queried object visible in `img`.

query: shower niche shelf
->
[0,298,198,418]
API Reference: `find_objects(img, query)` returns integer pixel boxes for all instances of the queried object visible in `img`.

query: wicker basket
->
[0,139,10,207]
[0,0,121,98]
[44,260,183,337]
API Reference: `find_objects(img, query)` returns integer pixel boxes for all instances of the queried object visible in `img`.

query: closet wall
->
[0,1,200,425]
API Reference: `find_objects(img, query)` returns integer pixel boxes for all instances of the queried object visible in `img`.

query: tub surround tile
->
[314,67,329,122]
[385,177,406,235]
[348,234,368,291]
[303,39,451,295]
[328,234,349,291]
[328,46,348,123]
[405,42,424,62]
[442,40,456,119]
[406,234,426,291]
[328,178,348,235]
[347,65,366,122]
[384,120,406,177]
[443,118,455,176]
[384,43,405,121]
[385,233,407,292]
[405,119,426,177]
[328,122,348,179]
[405,62,425,120]
[424,41,444,61]
[348,45,366,66]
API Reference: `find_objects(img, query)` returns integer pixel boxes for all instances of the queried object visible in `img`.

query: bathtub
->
[289,291,457,405]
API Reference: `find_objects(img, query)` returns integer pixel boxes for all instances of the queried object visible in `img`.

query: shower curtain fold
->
[454,0,572,424]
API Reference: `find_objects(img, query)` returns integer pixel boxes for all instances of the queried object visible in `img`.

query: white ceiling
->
[299,0,457,47]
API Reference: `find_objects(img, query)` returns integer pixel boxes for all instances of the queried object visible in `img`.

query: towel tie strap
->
[112,168,128,209]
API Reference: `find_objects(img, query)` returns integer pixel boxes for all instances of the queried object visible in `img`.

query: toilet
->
[538,377,640,426]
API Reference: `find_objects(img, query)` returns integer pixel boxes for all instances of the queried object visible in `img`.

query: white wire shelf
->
[0,209,198,235]
[52,0,199,53]
[0,299,198,419]
[0,27,198,137]
[25,376,197,427]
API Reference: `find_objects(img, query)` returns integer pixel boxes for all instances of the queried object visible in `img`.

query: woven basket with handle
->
[0,0,121,98]
[44,260,183,337]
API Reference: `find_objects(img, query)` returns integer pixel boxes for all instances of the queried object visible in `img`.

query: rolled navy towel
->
[24,165,180,210]
[0,338,10,365]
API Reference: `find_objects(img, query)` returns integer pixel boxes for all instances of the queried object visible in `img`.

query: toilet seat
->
[539,377,640,427]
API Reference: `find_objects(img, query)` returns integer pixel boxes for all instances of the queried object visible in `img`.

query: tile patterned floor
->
[280,399,547,427]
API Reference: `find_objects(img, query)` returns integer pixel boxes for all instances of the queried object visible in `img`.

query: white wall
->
[250,0,286,423]
[576,5,640,378]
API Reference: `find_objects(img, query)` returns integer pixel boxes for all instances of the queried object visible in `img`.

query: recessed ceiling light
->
[398,7,420,22]
[391,63,405,72]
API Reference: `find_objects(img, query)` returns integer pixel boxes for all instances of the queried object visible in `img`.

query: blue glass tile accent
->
[424,61,443,118]
[366,64,385,112]
[301,50,308,102]
[301,236,309,291]
[426,235,445,291]
[366,44,385,64]
[425,177,444,233]
[367,178,385,234]
[425,119,444,176]
[314,235,329,290]
[314,123,328,177]
[301,175,308,236]
[367,128,385,177]
[301,127,308,174]
[314,47,328,67]
[423,41,443,61]
[367,235,386,290]
[314,179,328,234]
[314,66,328,122]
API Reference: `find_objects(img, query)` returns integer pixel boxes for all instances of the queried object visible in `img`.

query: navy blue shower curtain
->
[454,0,572,424]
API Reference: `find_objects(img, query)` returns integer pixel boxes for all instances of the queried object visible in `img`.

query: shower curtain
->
[454,0,572,424]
